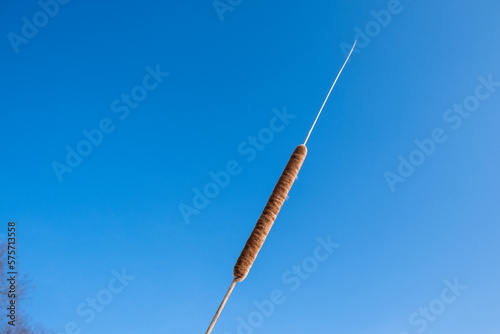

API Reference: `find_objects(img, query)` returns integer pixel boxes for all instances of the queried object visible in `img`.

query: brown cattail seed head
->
[233,144,307,282]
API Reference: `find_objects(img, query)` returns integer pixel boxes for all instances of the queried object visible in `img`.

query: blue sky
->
[1,0,499,333]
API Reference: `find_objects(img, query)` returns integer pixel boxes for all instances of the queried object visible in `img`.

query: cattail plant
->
[205,40,357,334]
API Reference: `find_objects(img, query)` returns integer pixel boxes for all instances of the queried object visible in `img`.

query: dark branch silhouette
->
[0,240,53,334]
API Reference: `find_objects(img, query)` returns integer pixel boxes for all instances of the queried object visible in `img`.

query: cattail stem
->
[205,278,237,334]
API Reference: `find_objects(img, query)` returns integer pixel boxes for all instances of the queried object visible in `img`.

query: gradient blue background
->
[1,0,499,333]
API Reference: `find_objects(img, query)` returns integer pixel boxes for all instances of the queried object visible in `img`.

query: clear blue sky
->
[1,1,499,333]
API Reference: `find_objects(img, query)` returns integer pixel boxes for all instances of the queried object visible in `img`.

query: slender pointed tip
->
[303,37,357,145]
[349,40,357,54]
